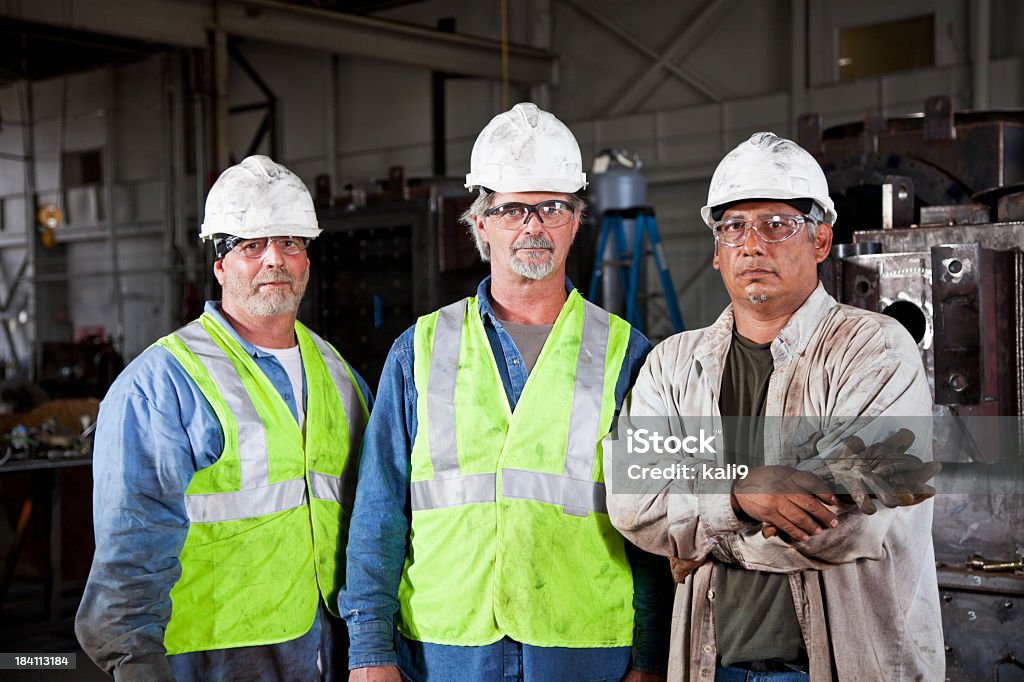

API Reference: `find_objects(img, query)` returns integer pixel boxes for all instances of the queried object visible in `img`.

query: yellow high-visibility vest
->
[157,313,367,654]
[399,291,635,647]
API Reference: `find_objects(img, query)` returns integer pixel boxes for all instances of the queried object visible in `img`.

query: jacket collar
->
[773,283,836,359]
[203,300,274,359]
[474,275,576,328]
[694,282,836,373]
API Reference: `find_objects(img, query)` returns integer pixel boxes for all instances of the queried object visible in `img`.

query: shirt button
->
[707,589,715,600]
[703,644,713,653]
[512,358,519,364]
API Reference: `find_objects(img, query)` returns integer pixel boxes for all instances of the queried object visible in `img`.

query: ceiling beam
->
[560,0,732,116]
[1,0,558,84]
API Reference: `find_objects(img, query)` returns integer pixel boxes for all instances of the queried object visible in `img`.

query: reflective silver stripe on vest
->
[305,328,366,509]
[309,470,343,505]
[184,477,308,523]
[175,321,270,492]
[414,297,614,516]
[411,473,496,511]
[501,468,607,517]
[425,300,467,478]
[563,301,610,481]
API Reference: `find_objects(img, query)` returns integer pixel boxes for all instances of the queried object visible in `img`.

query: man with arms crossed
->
[605,133,943,681]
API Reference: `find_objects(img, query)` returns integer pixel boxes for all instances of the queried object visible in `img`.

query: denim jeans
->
[715,663,810,682]
[396,635,631,682]
[168,608,349,681]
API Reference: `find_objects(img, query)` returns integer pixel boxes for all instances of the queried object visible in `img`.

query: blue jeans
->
[715,663,810,682]
[396,635,631,682]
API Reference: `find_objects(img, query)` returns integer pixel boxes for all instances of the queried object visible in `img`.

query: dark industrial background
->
[0,1,1022,680]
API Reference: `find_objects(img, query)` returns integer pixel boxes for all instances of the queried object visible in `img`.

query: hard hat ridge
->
[701,132,837,227]
[465,102,587,194]
[200,154,321,243]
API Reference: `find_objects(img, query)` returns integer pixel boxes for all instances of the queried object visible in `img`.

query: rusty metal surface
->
[818,106,1024,680]
[920,203,992,225]
[924,95,956,142]
[881,175,915,229]
[999,191,1024,222]
[938,567,1024,682]
[853,222,1024,252]
[821,120,1024,201]
[930,244,1017,421]
[796,112,822,155]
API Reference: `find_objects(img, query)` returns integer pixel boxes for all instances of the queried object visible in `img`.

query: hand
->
[669,556,704,583]
[349,666,402,682]
[732,465,839,542]
[621,669,667,682]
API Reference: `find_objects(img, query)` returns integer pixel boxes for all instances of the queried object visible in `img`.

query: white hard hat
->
[465,102,587,193]
[200,155,321,241]
[701,132,837,227]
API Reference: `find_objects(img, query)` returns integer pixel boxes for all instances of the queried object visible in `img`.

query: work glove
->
[814,428,941,513]
[762,428,940,538]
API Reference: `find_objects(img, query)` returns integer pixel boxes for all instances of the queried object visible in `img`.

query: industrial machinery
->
[807,98,1024,682]
[307,173,485,384]
[308,168,597,384]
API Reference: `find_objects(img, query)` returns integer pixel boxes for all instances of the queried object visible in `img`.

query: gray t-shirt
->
[499,320,553,374]
[714,329,806,667]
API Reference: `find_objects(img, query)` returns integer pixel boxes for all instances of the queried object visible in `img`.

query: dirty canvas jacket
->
[604,284,944,681]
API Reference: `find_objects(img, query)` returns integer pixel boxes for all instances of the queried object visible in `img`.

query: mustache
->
[253,272,296,288]
[737,261,778,274]
[511,235,555,252]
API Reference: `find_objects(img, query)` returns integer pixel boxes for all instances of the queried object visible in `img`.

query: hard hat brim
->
[701,189,837,227]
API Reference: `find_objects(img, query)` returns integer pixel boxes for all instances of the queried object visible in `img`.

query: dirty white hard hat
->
[200,155,321,241]
[465,102,587,194]
[701,132,837,227]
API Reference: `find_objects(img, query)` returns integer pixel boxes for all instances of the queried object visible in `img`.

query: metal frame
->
[559,0,730,116]
[2,0,558,84]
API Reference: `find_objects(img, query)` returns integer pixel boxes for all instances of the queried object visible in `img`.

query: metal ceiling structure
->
[0,19,162,86]
[0,0,558,85]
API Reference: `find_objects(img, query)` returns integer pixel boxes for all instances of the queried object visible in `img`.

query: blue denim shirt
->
[341,278,672,674]
[75,302,373,681]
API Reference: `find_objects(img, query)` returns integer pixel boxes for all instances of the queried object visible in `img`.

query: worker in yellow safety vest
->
[77,155,372,681]
[341,103,672,682]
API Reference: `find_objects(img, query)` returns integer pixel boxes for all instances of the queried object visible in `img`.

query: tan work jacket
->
[605,284,944,681]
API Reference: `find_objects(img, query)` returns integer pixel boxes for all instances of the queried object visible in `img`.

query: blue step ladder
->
[587,206,685,335]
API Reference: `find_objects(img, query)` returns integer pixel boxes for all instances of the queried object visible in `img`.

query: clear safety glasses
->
[484,200,576,230]
[710,214,817,247]
[232,236,310,259]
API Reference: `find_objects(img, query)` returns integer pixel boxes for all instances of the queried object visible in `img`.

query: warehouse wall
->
[0,0,1021,369]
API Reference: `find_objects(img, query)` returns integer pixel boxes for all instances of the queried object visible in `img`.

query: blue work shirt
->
[341,278,672,677]
[75,302,373,682]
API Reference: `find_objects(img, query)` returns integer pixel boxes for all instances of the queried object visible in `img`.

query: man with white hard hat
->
[341,103,672,681]
[77,155,373,681]
[604,132,943,680]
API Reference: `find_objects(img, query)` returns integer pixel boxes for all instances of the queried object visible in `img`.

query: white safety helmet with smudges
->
[200,155,321,242]
[465,102,587,194]
[701,132,837,227]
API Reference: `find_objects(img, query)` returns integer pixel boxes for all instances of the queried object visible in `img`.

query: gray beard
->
[243,288,303,316]
[746,293,769,304]
[225,271,308,317]
[510,235,556,280]
[511,256,555,280]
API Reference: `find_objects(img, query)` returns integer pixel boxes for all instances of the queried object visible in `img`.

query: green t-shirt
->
[714,329,806,666]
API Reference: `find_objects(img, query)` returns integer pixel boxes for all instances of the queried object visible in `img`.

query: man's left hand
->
[669,556,704,583]
[621,670,667,682]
